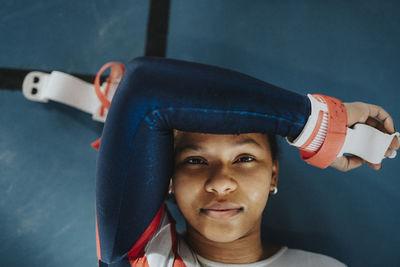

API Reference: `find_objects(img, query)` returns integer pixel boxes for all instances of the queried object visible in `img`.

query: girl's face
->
[172,131,279,243]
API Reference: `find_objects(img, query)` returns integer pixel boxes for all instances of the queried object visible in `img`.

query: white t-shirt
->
[129,206,347,267]
[195,246,346,267]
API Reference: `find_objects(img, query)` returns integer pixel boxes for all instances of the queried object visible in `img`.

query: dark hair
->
[266,134,279,162]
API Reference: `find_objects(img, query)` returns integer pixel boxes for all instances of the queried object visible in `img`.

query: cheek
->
[173,174,203,215]
[240,168,271,214]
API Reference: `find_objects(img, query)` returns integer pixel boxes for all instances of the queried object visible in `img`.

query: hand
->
[330,102,399,172]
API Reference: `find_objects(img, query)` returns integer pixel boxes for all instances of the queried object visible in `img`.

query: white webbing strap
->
[338,123,399,164]
[22,71,111,122]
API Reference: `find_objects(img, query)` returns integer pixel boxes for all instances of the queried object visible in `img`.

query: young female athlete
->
[95,57,399,267]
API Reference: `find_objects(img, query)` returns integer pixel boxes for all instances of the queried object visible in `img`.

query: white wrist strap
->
[286,94,398,164]
[338,123,399,164]
[22,71,111,122]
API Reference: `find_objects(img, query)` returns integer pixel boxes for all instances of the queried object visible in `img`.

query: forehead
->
[173,130,270,153]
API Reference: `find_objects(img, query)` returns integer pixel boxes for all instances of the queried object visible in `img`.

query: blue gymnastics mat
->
[1,1,399,266]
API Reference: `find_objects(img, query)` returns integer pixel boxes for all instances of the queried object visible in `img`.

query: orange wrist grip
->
[300,94,347,168]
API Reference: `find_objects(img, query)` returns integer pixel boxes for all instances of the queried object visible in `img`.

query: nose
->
[204,163,238,195]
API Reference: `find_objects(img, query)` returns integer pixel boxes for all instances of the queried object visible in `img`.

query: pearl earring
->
[270,187,278,195]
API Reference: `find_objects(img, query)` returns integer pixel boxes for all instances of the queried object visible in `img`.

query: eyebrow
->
[174,137,263,154]
[235,137,262,148]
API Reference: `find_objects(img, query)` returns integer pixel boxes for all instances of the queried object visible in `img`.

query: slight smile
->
[200,202,244,219]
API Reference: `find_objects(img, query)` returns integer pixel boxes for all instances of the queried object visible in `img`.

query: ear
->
[270,160,279,189]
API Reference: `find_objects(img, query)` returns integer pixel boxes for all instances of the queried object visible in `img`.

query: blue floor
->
[1,1,399,266]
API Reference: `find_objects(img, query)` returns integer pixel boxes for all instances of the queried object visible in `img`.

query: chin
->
[201,225,244,243]
[206,234,239,243]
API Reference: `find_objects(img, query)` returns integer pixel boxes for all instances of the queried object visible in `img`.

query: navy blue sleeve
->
[96,56,311,263]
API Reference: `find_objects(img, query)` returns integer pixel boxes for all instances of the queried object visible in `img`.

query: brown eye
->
[235,156,255,163]
[185,158,207,165]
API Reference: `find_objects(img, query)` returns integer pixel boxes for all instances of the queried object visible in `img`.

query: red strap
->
[96,216,101,260]
[173,254,186,267]
[91,62,125,150]
[300,94,347,168]
[94,62,125,115]
[129,255,150,267]
[126,203,165,259]
[91,138,101,150]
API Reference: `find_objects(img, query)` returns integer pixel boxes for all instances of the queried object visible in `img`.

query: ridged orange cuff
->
[300,94,347,168]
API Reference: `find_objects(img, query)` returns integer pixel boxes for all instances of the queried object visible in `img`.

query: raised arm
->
[96,57,312,264]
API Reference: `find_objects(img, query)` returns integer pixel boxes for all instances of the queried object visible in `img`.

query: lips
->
[201,202,243,219]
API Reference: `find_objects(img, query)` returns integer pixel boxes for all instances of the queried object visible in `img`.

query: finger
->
[329,157,349,172]
[384,148,393,158]
[345,156,364,171]
[364,160,382,170]
[330,155,364,172]
[364,117,388,133]
[366,104,395,134]
[385,136,400,158]
[391,135,400,150]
